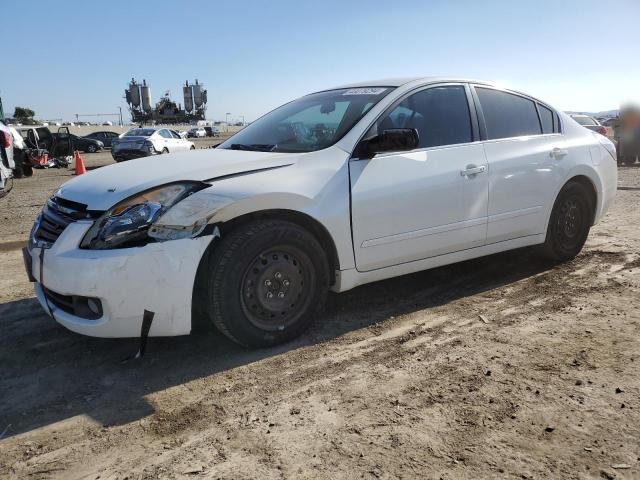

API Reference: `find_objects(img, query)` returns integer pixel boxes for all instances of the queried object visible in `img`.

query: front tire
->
[540,181,592,261]
[161,148,169,154]
[204,220,329,348]
[86,144,97,153]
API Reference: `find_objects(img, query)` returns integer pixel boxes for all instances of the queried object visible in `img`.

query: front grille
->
[33,196,99,245]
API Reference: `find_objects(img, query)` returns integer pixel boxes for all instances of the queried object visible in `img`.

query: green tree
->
[13,107,35,120]
[13,107,37,125]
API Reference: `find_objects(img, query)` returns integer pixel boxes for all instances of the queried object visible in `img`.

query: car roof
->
[330,76,493,89]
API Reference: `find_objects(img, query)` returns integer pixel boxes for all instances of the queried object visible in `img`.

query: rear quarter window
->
[538,104,555,134]
[476,87,542,140]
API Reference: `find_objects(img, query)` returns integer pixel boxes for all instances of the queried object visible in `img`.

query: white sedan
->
[25,77,617,348]
[111,127,195,162]
[187,127,206,138]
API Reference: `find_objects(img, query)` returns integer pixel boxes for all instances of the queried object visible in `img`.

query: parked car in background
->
[176,130,189,139]
[569,114,609,136]
[0,120,15,194]
[111,127,195,161]
[25,77,617,349]
[57,133,103,153]
[16,126,56,150]
[204,126,220,137]
[8,125,33,178]
[187,127,206,138]
[83,131,120,148]
[15,125,74,159]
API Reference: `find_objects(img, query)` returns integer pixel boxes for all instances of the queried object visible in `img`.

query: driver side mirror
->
[354,128,419,159]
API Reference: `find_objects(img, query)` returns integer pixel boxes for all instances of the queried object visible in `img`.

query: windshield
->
[573,116,597,126]
[124,128,155,137]
[218,87,392,153]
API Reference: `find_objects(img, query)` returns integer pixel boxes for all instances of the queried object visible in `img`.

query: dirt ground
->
[1,151,639,479]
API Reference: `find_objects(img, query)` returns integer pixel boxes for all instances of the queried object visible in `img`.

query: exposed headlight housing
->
[80,182,208,249]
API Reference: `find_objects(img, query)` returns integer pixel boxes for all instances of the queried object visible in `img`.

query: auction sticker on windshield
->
[342,88,388,95]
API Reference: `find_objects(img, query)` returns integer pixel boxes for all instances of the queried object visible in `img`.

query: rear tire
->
[204,220,329,348]
[540,181,592,261]
[12,165,24,179]
[161,148,169,154]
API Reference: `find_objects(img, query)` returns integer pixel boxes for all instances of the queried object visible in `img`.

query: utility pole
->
[226,112,231,132]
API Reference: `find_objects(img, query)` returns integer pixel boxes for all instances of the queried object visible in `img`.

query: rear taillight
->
[597,126,608,136]
[2,131,10,148]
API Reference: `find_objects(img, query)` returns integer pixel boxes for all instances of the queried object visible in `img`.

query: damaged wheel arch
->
[190,209,340,333]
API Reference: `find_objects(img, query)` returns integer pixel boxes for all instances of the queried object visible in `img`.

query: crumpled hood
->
[55,148,295,210]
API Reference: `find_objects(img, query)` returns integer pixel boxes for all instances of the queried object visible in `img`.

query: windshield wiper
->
[229,143,276,152]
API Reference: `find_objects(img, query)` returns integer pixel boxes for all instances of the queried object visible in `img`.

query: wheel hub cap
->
[241,250,306,330]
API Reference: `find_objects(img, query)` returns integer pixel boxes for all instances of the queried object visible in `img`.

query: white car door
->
[154,129,171,152]
[350,84,489,272]
[170,130,187,150]
[472,86,566,243]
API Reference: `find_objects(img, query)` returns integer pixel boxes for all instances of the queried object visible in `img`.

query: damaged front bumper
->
[25,220,212,337]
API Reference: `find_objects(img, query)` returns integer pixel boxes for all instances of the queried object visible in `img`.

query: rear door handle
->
[550,147,568,159]
[460,165,486,177]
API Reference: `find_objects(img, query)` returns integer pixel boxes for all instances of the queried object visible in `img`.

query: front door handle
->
[550,147,568,159]
[460,164,486,177]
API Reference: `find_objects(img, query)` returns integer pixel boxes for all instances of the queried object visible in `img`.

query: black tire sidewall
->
[206,220,329,347]
[544,182,591,260]
[87,145,96,153]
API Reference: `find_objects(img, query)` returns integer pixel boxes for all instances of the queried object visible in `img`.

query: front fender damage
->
[149,191,238,241]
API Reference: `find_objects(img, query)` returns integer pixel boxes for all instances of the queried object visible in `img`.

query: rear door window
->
[373,85,473,149]
[476,87,542,139]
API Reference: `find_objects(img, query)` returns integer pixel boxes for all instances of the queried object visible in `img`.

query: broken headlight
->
[80,182,207,249]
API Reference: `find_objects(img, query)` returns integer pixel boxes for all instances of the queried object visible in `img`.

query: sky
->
[3,0,639,122]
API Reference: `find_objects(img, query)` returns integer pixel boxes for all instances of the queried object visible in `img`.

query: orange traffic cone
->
[74,151,87,175]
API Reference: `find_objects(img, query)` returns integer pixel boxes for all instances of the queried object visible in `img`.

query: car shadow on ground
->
[0,247,556,439]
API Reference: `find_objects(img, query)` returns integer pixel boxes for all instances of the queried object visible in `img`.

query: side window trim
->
[534,103,545,134]
[470,85,487,141]
[350,82,479,159]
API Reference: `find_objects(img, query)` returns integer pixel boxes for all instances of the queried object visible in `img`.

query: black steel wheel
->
[240,248,315,332]
[203,220,329,348]
[540,181,592,261]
